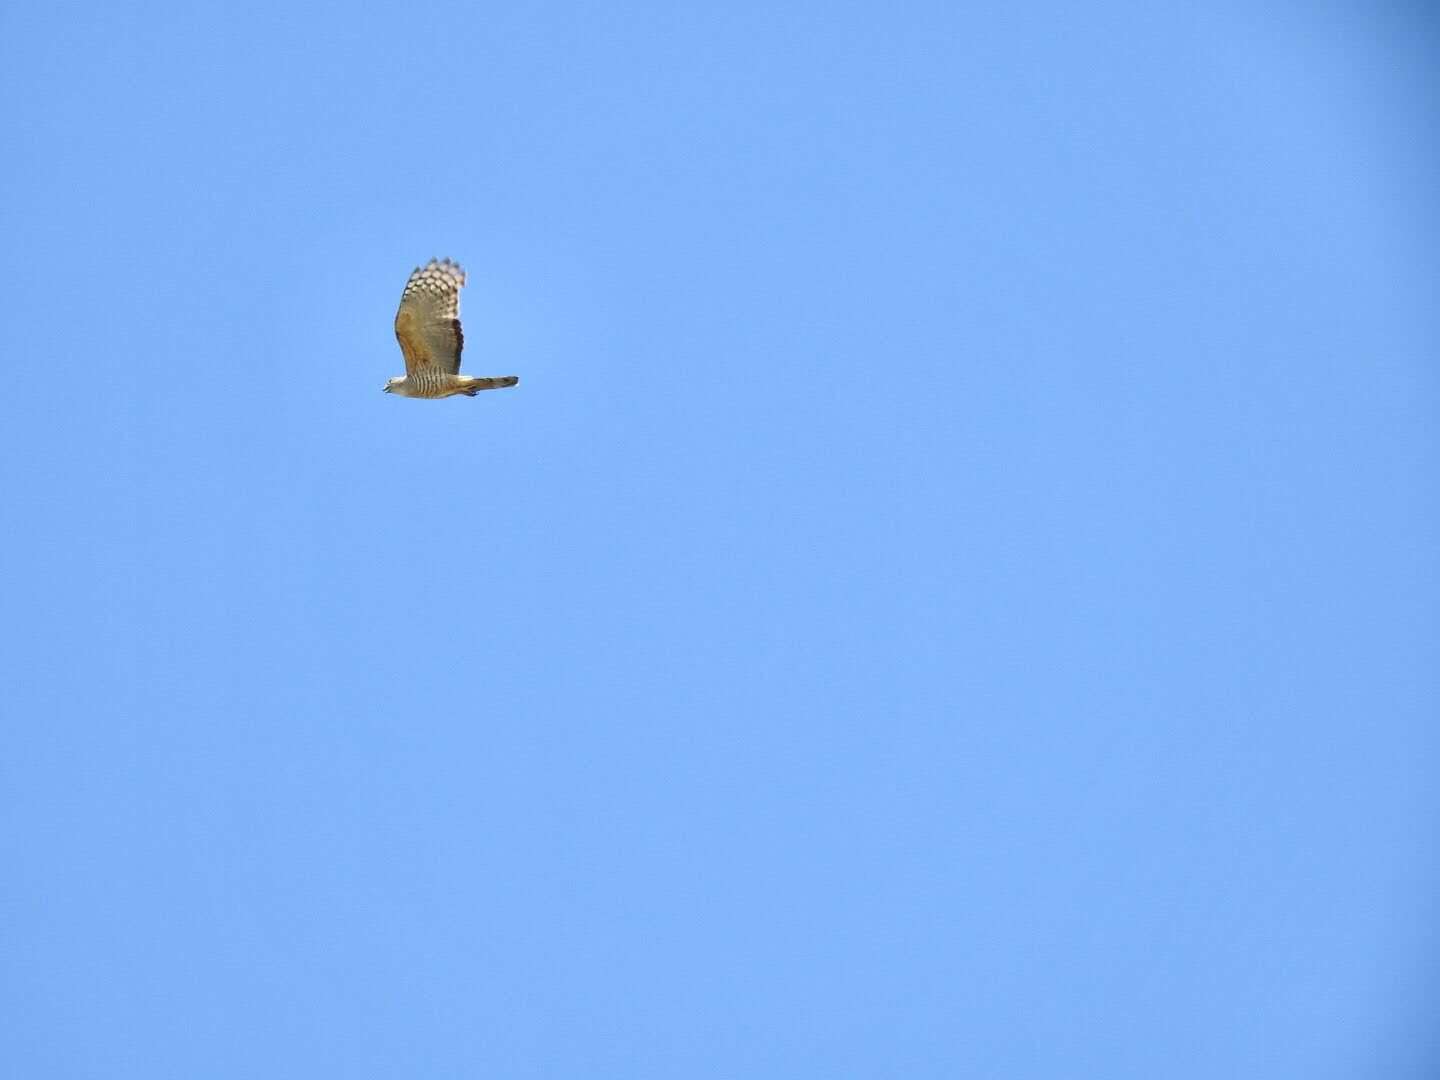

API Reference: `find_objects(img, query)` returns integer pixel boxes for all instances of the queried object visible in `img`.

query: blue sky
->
[1,2,1436,1076]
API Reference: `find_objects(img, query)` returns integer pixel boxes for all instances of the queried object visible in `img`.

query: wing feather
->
[393,259,467,376]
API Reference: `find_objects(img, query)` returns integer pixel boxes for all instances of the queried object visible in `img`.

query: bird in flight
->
[384,258,519,398]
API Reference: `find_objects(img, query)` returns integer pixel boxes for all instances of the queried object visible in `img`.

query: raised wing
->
[394,258,467,376]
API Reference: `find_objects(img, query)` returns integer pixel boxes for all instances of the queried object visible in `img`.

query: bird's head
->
[382,377,402,394]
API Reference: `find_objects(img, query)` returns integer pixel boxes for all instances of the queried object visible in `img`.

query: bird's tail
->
[460,375,519,395]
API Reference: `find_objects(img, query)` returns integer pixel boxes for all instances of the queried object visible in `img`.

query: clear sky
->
[1,2,1436,1076]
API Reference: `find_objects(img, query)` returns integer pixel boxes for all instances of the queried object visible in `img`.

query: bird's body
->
[386,371,518,399]
[385,258,518,398]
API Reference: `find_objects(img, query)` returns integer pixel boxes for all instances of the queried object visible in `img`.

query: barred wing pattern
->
[394,258,467,376]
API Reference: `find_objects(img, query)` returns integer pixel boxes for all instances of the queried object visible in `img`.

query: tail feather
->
[461,375,519,395]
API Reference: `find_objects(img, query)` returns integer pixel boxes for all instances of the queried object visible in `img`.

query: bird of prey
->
[384,258,519,398]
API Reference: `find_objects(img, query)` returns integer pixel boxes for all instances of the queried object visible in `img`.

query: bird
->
[384,258,519,398]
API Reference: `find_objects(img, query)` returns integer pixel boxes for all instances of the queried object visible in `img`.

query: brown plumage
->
[384,258,519,398]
